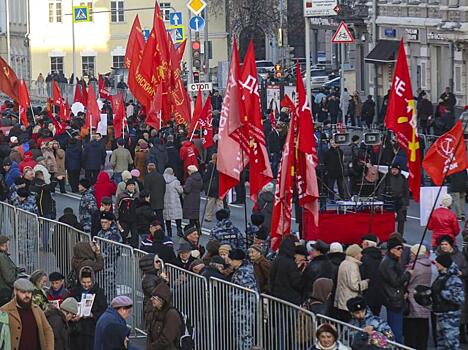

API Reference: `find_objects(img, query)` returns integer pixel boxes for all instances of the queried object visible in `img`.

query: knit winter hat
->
[60,297,79,315]
[218,244,232,255]
[387,237,403,250]
[440,193,453,208]
[130,169,140,177]
[410,244,427,256]
[345,244,362,258]
[329,242,343,253]
[316,323,338,341]
[435,253,452,268]
[248,244,263,254]
[229,248,246,261]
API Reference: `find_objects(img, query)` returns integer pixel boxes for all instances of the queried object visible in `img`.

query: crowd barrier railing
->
[0,201,414,349]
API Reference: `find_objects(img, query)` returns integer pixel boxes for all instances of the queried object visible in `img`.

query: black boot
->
[461,324,467,344]
[165,220,172,237]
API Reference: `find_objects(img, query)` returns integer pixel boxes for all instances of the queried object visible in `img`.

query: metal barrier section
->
[165,263,211,349]
[38,217,90,275]
[0,202,17,261]
[315,314,414,350]
[209,277,262,350]
[261,294,316,350]
[94,237,135,305]
[133,249,148,335]
[15,208,40,274]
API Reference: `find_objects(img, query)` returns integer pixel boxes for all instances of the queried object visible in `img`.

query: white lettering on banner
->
[394,77,406,97]
[188,82,213,92]
[240,75,259,96]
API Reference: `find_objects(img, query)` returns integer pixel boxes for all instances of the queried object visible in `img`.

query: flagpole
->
[411,119,468,269]
[200,158,216,228]
[189,120,200,141]
[240,148,248,234]
[122,116,124,140]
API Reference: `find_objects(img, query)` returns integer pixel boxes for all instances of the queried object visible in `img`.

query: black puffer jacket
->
[269,237,303,305]
[379,252,410,311]
[303,254,335,299]
[135,200,157,233]
[360,247,384,310]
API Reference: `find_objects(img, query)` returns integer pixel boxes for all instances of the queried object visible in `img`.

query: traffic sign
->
[303,0,339,17]
[188,82,213,92]
[169,12,182,26]
[331,22,354,43]
[72,5,90,23]
[142,29,150,41]
[168,25,186,44]
[187,0,207,16]
[189,16,205,32]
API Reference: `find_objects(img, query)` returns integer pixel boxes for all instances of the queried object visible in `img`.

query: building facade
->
[367,0,468,106]
[0,0,31,80]
[29,0,229,85]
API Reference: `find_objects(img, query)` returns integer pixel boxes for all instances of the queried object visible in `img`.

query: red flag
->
[241,40,273,201]
[50,114,66,135]
[126,16,146,107]
[190,89,203,133]
[269,109,277,129]
[85,85,101,129]
[52,81,62,105]
[0,57,19,101]
[217,38,249,199]
[296,63,319,227]
[112,93,127,139]
[384,40,421,202]
[63,101,71,121]
[177,39,187,63]
[199,95,214,149]
[73,83,85,104]
[146,84,163,130]
[423,120,468,186]
[18,80,30,128]
[98,74,111,100]
[270,111,296,251]
[81,81,88,105]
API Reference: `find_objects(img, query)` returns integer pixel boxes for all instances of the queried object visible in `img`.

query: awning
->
[365,40,400,64]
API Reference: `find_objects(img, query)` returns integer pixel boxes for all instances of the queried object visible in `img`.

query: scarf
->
[316,341,338,350]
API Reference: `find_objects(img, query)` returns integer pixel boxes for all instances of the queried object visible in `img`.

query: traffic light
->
[193,71,200,83]
[192,41,201,69]
[274,64,282,79]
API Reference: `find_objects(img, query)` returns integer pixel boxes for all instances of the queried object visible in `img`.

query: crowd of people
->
[0,79,465,350]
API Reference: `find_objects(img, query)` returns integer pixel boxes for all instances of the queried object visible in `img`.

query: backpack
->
[118,196,137,221]
[170,307,195,350]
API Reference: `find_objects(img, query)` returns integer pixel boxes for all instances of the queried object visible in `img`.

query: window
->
[160,3,172,22]
[82,56,95,77]
[111,1,124,23]
[420,61,427,89]
[112,55,125,68]
[48,0,62,23]
[80,2,93,21]
[454,65,462,93]
[51,57,64,74]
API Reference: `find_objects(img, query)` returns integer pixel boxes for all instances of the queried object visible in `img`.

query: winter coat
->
[0,298,54,350]
[58,213,83,230]
[71,242,104,276]
[147,283,182,350]
[428,207,460,247]
[183,171,203,220]
[4,162,20,188]
[32,286,49,311]
[31,178,58,218]
[252,256,271,293]
[165,142,183,181]
[144,171,166,210]
[65,140,82,171]
[82,140,107,170]
[149,144,168,174]
[334,256,368,311]
[269,238,303,305]
[448,170,467,194]
[309,342,349,350]
[94,307,129,350]
[231,260,258,291]
[257,190,274,231]
[432,262,465,314]
[163,173,183,220]
[135,200,157,233]
[328,252,346,283]
[360,246,384,311]
[134,149,149,180]
[79,188,98,233]
[93,171,117,207]
[361,99,375,120]
[144,235,178,266]
[45,307,70,350]
[0,251,17,304]
[349,307,394,344]
[110,147,133,173]
[210,219,244,250]
[179,141,199,174]
[43,147,58,174]
[379,252,410,311]
[54,148,66,177]
[203,162,219,198]
[324,147,344,177]
[405,255,432,319]
[303,255,335,298]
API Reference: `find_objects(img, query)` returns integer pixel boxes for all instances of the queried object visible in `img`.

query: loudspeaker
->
[364,132,381,145]
[333,133,350,145]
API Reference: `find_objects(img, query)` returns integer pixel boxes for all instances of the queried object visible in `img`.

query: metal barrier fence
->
[0,201,414,349]
[209,277,263,349]
[315,314,415,350]
[261,294,316,350]
[166,263,211,349]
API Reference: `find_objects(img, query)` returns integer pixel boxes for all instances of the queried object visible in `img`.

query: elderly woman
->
[51,140,66,193]
[183,165,203,234]
[115,170,140,199]
[256,181,275,233]
[30,270,49,311]
[428,193,460,249]
[163,168,183,237]
[134,139,149,181]
[310,323,349,350]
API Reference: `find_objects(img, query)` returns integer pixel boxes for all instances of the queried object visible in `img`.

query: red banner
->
[18,80,30,128]
[199,95,214,149]
[0,57,19,101]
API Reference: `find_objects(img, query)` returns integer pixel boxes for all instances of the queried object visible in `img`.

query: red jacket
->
[179,141,199,174]
[428,207,460,247]
[93,171,117,207]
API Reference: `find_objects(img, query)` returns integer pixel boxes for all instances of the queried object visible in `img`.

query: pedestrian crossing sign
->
[168,25,186,44]
[72,5,90,23]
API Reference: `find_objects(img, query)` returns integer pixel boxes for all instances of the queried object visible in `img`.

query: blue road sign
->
[169,12,182,26]
[189,16,205,32]
[142,29,150,41]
